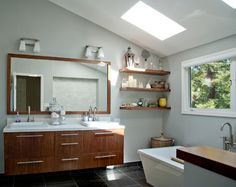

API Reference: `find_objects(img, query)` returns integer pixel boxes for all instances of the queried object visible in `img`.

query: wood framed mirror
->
[7,53,111,115]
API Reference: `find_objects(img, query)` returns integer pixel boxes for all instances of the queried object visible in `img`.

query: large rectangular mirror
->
[7,53,111,114]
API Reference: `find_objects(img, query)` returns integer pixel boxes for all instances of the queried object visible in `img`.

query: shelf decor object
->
[124,47,135,68]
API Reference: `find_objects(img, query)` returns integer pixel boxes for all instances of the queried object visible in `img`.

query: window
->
[182,48,236,117]
[121,1,186,40]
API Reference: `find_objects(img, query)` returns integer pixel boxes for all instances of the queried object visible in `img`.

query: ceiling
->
[49,0,236,57]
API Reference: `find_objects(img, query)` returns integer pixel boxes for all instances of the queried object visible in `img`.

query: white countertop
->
[3,120,125,133]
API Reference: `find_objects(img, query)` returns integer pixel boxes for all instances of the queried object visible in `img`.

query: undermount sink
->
[8,121,49,129]
[81,121,119,127]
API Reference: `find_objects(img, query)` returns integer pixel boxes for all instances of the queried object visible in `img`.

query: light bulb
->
[97,47,104,59]
[33,41,40,53]
[19,40,26,51]
[85,46,92,58]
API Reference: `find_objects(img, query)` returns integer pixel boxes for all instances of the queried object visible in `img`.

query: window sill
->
[181,110,236,118]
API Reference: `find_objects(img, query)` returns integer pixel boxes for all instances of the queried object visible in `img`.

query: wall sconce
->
[85,45,104,59]
[19,38,40,53]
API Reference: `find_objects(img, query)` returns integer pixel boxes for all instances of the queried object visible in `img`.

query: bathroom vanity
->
[3,122,124,175]
[4,53,124,175]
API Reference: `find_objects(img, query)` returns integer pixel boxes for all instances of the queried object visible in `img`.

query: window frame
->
[181,48,236,118]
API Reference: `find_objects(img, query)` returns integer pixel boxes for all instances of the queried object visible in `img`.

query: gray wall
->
[0,0,163,173]
[163,35,236,148]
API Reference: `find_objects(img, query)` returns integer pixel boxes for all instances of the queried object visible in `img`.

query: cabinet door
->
[5,157,54,175]
[81,152,123,169]
[4,132,54,175]
[54,131,83,171]
[83,129,124,153]
[4,132,54,159]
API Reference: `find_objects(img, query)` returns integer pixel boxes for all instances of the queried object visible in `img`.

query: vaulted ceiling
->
[49,0,236,57]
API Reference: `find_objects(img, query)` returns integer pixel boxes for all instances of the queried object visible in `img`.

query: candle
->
[28,106,31,114]
[128,75,134,87]
[133,79,137,87]
[128,75,133,81]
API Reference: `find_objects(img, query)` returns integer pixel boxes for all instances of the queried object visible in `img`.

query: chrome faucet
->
[88,106,93,121]
[27,106,34,122]
[220,122,234,150]
[88,106,98,121]
[93,107,98,121]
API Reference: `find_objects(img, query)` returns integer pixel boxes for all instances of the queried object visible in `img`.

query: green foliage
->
[190,59,231,109]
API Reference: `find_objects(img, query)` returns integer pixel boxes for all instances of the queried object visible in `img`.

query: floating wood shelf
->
[119,68,170,76]
[120,87,170,92]
[120,106,171,110]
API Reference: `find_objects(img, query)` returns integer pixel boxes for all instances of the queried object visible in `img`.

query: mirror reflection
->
[8,54,110,114]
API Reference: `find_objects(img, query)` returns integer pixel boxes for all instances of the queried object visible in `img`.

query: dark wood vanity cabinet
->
[4,132,54,175]
[4,129,124,175]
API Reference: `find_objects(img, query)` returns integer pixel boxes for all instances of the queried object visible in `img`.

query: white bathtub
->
[138,146,184,187]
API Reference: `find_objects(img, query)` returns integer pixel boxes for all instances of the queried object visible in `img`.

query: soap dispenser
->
[60,107,66,123]
[15,112,21,122]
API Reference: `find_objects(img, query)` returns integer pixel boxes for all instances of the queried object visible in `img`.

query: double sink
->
[4,121,122,132]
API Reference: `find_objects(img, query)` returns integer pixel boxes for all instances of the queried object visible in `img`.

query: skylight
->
[121,1,186,40]
[222,0,236,9]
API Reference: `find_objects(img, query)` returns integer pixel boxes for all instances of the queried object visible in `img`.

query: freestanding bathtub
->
[138,146,184,187]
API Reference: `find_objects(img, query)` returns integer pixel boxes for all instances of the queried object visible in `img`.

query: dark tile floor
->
[0,162,153,187]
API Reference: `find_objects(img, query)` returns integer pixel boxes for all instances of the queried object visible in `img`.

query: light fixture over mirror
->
[85,45,104,59]
[19,38,40,53]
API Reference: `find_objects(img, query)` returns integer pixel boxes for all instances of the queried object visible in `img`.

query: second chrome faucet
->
[27,106,34,122]
[88,106,98,121]
[220,122,235,151]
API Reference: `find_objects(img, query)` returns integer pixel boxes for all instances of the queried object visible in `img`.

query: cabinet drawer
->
[83,129,124,153]
[56,142,82,157]
[4,132,54,159]
[54,156,81,171]
[55,131,82,143]
[5,157,54,175]
[55,131,83,156]
[81,152,123,169]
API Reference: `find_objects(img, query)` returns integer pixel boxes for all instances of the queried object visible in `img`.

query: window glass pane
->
[190,59,231,109]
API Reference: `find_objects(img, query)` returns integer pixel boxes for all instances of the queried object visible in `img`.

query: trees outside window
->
[190,59,231,109]
[181,48,236,117]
